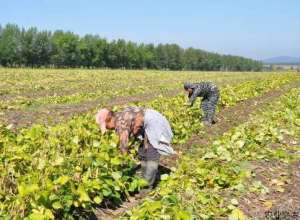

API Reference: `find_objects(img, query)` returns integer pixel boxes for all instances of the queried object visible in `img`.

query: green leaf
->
[175,210,191,220]
[202,152,217,159]
[93,140,100,147]
[54,175,70,185]
[27,213,46,220]
[44,209,55,219]
[52,201,63,210]
[72,136,79,144]
[111,171,122,180]
[236,140,245,148]
[147,201,162,212]
[111,157,121,165]
[228,208,246,220]
[231,198,239,206]
[102,188,112,197]
[77,185,90,202]
[18,184,39,197]
[93,196,103,204]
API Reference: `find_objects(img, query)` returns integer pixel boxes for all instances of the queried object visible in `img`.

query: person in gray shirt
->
[95,107,175,195]
[184,82,220,125]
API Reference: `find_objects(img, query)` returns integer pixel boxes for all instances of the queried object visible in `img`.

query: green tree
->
[51,31,80,67]
[0,24,22,66]
[0,23,263,71]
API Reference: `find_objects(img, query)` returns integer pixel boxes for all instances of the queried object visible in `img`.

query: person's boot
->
[135,160,157,199]
[135,161,146,178]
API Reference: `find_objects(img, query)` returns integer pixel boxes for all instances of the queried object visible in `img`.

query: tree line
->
[0,24,263,71]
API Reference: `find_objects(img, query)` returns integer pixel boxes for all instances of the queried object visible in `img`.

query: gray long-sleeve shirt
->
[143,109,175,156]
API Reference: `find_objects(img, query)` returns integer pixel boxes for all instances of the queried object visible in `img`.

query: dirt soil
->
[161,82,299,168]
[94,82,300,220]
[0,77,257,129]
[2,89,181,130]
[238,138,300,220]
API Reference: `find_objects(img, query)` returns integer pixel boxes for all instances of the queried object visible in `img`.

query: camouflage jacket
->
[184,82,219,106]
[114,107,145,153]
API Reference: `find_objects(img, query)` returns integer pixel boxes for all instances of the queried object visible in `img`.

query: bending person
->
[184,82,220,125]
[96,107,175,193]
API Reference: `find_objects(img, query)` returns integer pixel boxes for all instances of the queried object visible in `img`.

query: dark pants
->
[140,160,159,188]
[201,90,219,124]
[138,141,160,188]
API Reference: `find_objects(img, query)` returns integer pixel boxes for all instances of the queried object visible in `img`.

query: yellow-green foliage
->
[123,88,300,220]
[0,71,299,219]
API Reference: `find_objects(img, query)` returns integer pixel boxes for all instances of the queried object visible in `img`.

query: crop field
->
[0,68,300,220]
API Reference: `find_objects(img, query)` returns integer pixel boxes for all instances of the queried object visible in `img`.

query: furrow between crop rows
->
[120,87,300,220]
[0,75,299,219]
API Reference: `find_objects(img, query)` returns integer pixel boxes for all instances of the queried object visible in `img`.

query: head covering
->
[95,108,110,134]
[184,82,193,90]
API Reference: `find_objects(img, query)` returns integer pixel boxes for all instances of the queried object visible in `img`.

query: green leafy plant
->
[0,74,299,219]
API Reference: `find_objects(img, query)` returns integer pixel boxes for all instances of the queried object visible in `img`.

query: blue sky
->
[1,0,300,60]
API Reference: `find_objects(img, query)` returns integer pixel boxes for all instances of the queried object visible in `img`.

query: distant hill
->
[263,56,300,64]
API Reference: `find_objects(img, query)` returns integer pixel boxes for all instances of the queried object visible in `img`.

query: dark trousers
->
[138,141,160,188]
[201,91,219,124]
[140,160,159,188]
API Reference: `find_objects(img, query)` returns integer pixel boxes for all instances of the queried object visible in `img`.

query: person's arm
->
[188,87,201,106]
[116,108,144,153]
[118,130,129,154]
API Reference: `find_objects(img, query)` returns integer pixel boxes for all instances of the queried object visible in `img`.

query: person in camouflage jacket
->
[184,82,220,125]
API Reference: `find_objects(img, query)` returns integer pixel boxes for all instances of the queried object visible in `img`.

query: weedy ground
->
[119,85,300,220]
[0,69,299,219]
